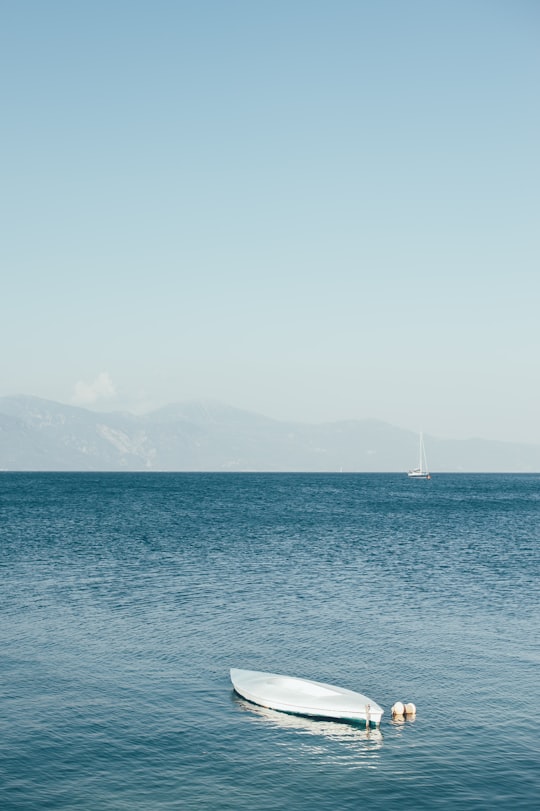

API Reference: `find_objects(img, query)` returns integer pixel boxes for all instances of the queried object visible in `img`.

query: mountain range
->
[0,395,539,472]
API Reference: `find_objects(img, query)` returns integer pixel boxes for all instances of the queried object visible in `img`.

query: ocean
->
[1,472,538,810]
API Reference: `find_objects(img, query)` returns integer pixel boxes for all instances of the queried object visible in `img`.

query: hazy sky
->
[2,1,539,443]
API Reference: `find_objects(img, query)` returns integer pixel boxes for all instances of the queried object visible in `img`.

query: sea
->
[1,472,538,810]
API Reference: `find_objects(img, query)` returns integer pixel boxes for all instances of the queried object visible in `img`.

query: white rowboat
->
[230,668,383,726]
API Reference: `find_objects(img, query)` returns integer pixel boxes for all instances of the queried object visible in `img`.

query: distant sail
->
[408,432,431,479]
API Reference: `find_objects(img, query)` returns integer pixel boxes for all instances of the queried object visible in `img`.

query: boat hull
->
[230,668,383,726]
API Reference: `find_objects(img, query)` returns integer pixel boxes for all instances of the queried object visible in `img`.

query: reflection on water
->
[233,695,383,769]
[389,716,416,726]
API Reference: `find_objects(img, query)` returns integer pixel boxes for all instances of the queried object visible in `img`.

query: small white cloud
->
[72,372,117,406]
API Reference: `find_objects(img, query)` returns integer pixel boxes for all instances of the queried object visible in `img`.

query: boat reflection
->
[233,695,383,767]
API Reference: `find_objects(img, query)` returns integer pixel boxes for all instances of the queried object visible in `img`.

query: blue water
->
[1,473,538,810]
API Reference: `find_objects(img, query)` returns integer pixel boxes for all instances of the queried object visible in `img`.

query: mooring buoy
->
[391,701,405,720]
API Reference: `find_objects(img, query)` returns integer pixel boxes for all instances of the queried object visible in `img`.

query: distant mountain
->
[0,395,539,472]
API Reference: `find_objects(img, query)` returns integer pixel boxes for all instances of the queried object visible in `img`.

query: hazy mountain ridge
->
[0,395,539,472]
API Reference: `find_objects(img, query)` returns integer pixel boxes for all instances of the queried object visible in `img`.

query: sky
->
[1,0,539,444]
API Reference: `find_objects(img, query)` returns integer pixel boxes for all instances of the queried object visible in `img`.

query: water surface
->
[1,473,538,809]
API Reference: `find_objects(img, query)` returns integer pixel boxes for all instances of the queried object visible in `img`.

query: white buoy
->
[391,701,405,720]
[404,702,416,717]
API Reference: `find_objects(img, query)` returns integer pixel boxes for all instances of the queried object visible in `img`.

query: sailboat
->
[408,432,431,479]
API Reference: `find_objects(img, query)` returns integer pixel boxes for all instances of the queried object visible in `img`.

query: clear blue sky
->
[2,1,539,443]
